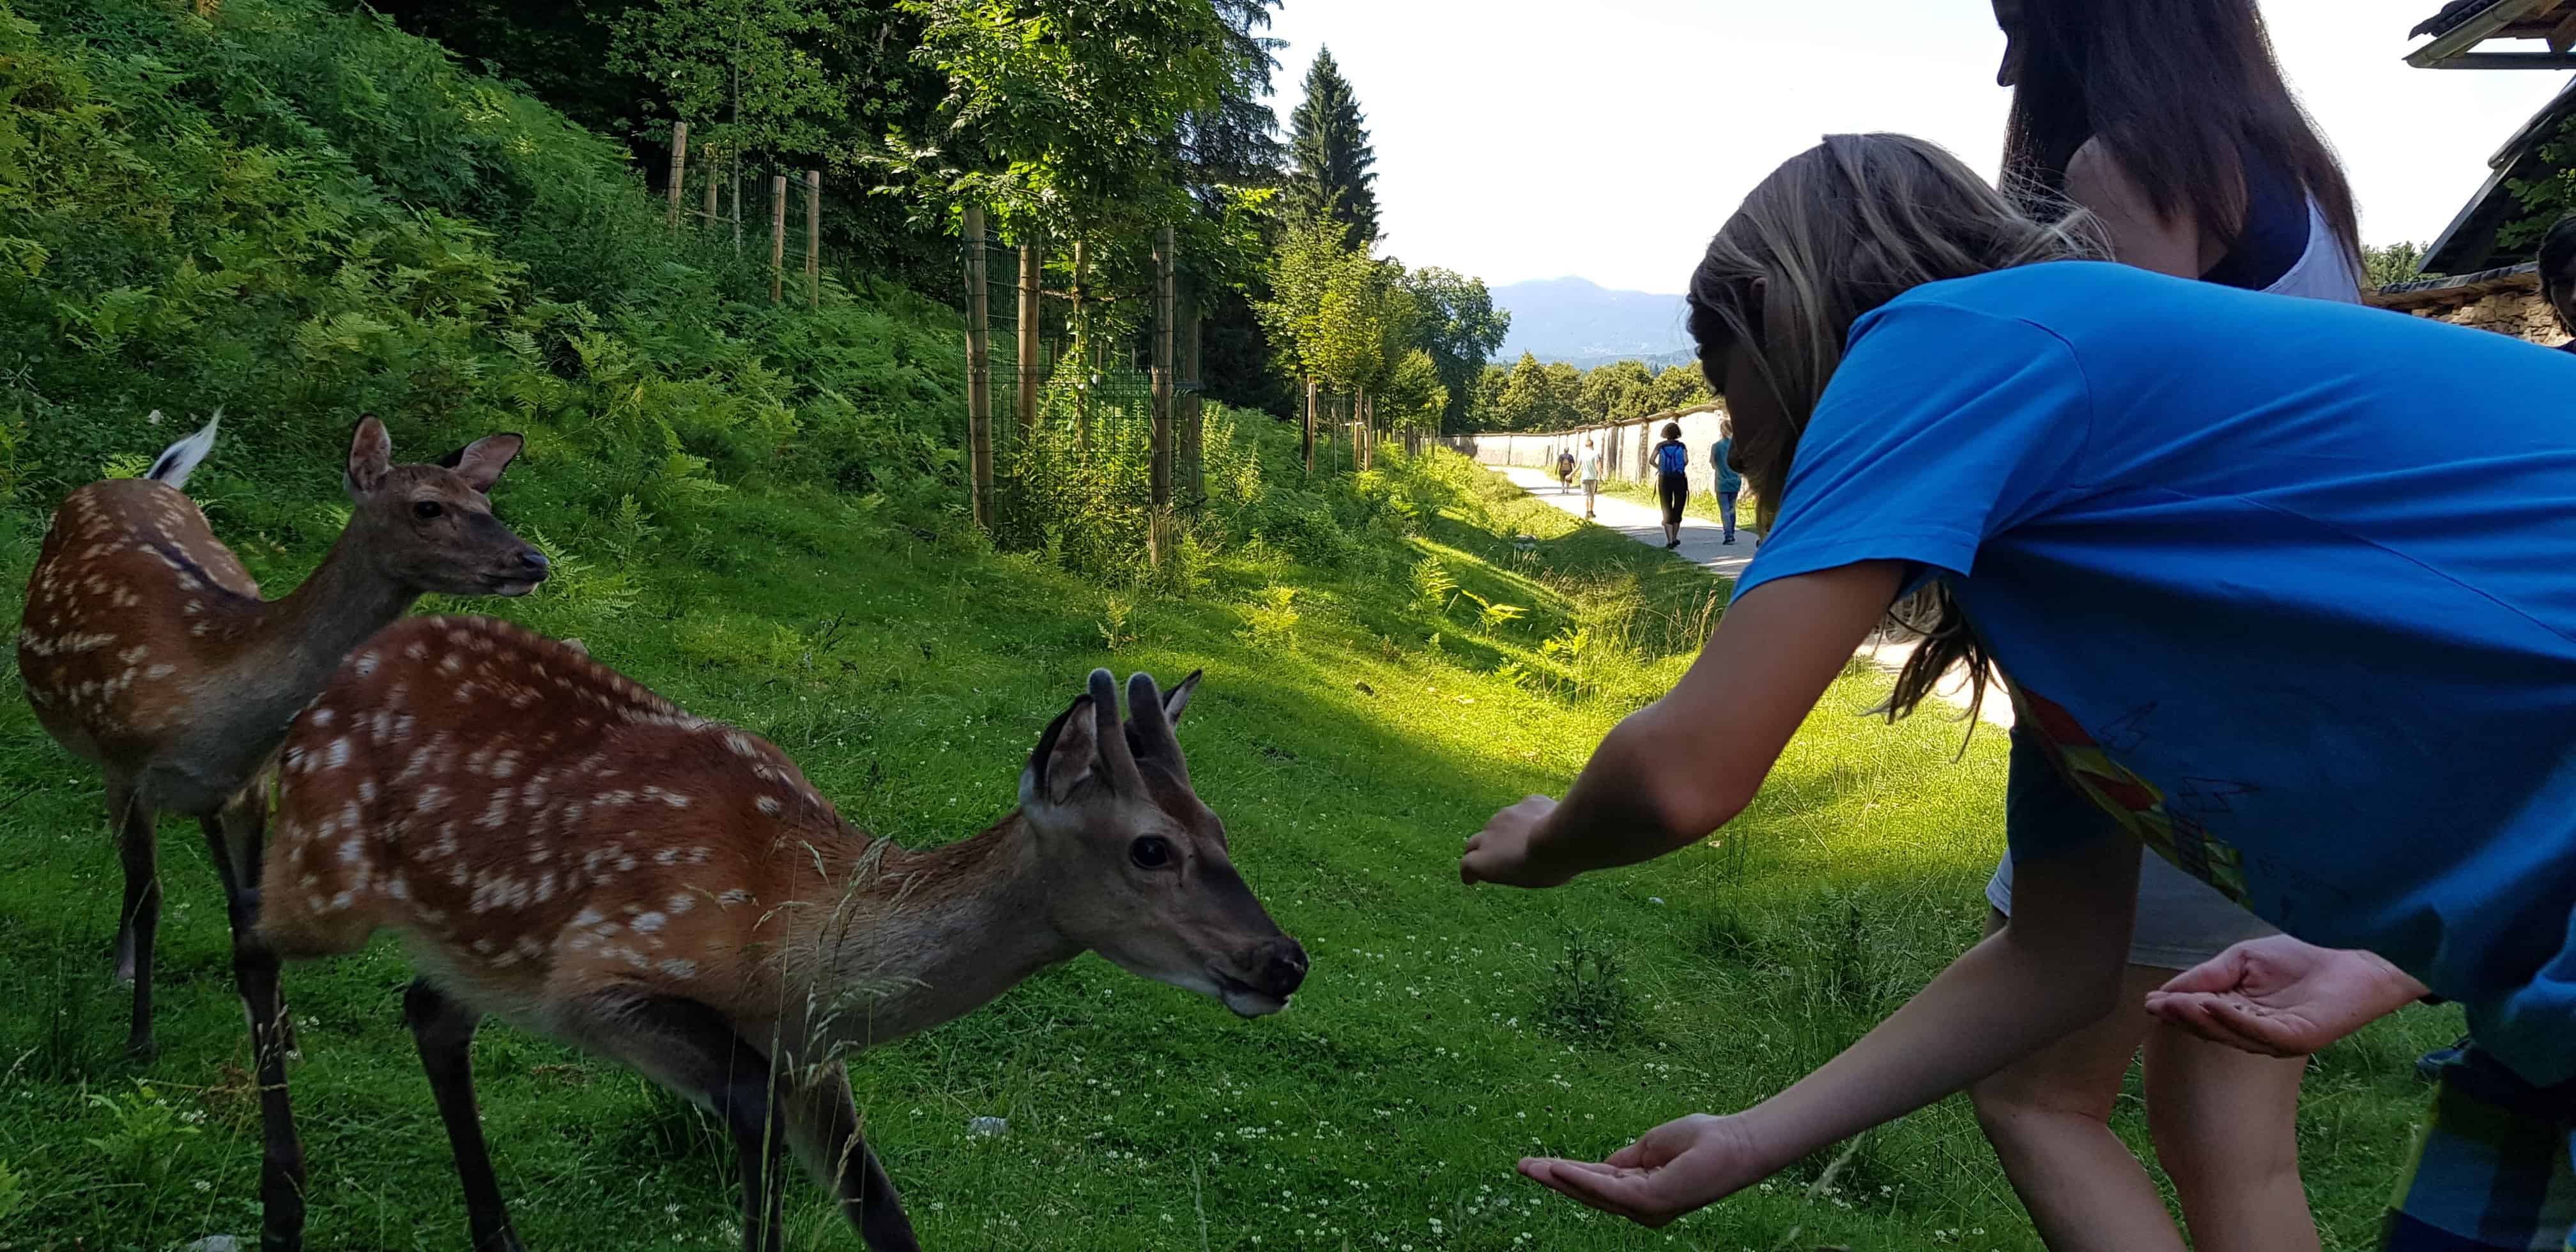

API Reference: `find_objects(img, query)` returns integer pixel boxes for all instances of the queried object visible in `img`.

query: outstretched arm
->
[1519,829,2140,1225]
[1460,561,1902,887]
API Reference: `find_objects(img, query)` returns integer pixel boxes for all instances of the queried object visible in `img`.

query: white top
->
[1576,448,1602,480]
[2261,195,2365,305]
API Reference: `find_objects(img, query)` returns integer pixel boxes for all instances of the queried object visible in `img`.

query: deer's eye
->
[413,501,445,521]
[1128,836,1172,869]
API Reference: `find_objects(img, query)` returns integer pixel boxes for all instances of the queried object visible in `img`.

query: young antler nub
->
[259,618,1305,1252]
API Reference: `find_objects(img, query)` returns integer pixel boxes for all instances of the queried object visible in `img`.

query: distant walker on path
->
[1652,422,1690,549]
[1556,447,1577,494]
[1711,425,1743,544]
[1576,438,1604,519]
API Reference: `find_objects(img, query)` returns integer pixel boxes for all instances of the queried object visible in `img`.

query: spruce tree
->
[1286,47,1381,248]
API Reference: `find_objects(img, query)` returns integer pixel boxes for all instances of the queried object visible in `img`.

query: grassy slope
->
[0,455,2452,1250]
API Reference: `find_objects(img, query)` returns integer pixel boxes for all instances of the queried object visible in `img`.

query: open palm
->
[2142,935,2428,1057]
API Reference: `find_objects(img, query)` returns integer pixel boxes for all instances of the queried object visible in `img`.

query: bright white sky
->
[1261,0,2572,294]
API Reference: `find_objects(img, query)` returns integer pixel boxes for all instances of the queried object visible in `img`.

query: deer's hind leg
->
[781,1062,921,1252]
[108,770,160,1058]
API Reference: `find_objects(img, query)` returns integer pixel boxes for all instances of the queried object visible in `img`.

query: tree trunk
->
[963,206,994,530]
[1072,240,1091,447]
[1151,226,1176,519]
[1017,243,1043,432]
[664,121,687,232]
[1303,378,1317,475]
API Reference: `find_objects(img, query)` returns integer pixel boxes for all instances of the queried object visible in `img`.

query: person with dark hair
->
[1967,4,2375,1244]
[2541,213,2576,353]
[1458,133,2576,1248]
[1652,422,1690,549]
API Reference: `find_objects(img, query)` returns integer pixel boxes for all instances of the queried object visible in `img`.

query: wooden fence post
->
[804,170,821,309]
[1180,300,1204,506]
[769,174,788,303]
[702,148,718,224]
[1151,227,1176,517]
[1016,243,1043,432]
[1071,241,1091,445]
[963,206,995,531]
[1303,378,1317,475]
[664,121,688,232]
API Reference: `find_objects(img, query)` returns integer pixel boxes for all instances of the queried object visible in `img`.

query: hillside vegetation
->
[0,2,2453,1249]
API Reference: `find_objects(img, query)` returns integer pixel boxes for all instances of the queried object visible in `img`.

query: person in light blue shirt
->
[1458,134,2576,1247]
[1709,431,1742,544]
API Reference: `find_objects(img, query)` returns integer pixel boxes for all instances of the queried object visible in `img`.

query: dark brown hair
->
[1660,422,1681,440]
[2002,0,2360,270]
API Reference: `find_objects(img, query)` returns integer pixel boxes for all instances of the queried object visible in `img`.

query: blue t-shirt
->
[1735,261,2576,1085]
[1655,441,1691,475]
[1712,438,1743,493]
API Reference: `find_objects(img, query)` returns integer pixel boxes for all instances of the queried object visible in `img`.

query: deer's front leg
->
[572,995,792,1252]
[203,796,306,1252]
[783,1064,921,1252]
[406,979,521,1252]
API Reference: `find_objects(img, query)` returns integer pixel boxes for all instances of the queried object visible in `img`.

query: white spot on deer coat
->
[327,738,351,770]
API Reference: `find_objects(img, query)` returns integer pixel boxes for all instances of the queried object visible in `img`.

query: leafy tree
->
[1646,361,1714,413]
[1492,353,1558,431]
[1576,359,1652,425]
[1284,47,1379,248]
[1382,347,1450,433]
[2363,240,2432,289]
[883,0,1230,245]
[1397,266,1509,432]
[606,0,864,165]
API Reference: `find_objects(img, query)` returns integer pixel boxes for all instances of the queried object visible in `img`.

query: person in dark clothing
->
[1652,422,1690,549]
[2541,214,2576,355]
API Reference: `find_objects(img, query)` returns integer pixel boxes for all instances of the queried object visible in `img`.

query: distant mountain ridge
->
[1492,276,1692,365]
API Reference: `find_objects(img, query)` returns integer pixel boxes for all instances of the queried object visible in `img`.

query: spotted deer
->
[256,616,1308,1252]
[17,413,544,1248]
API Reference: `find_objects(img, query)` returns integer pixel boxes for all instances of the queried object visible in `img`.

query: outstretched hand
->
[1460,795,1577,888]
[1517,1114,1772,1227]
[2142,935,2429,1057]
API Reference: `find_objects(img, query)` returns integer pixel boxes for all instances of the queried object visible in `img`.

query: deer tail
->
[144,408,222,489]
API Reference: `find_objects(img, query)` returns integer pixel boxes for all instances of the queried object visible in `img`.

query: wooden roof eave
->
[2406,0,2576,66]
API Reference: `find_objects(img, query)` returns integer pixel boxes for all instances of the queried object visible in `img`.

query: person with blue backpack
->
[1652,422,1691,549]
[1710,425,1742,545]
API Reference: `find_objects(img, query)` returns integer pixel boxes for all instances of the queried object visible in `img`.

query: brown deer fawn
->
[17,413,544,1248]
[256,616,1308,1252]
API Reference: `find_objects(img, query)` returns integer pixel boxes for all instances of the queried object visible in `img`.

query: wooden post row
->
[963,206,995,531]
[805,170,821,310]
[1151,226,1176,514]
[664,121,688,232]
[769,174,788,303]
[703,151,718,224]
[1017,244,1043,432]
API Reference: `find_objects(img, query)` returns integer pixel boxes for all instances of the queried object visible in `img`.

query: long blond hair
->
[1683,134,2109,722]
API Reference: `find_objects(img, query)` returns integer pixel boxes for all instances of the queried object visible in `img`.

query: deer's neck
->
[226,531,418,747]
[804,813,1078,1048]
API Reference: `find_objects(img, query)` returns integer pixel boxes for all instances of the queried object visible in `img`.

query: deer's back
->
[259,615,859,1030]
[19,480,264,761]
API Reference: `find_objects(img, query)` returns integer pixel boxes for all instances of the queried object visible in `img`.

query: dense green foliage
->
[2362,240,2433,288]
[1462,351,1713,433]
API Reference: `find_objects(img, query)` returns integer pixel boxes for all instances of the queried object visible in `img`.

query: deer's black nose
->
[519,549,551,579]
[1259,940,1309,998]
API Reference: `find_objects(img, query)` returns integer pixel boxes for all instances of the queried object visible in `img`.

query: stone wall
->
[2407,288,2569,347]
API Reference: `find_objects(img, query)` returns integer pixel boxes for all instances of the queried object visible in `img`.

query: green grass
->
[0,448,2454,1251]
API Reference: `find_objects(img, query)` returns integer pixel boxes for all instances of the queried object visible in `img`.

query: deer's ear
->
[1162,669,1202,728]
[346,416,393,497]
[440,432,524,492]
[1020,695,1100,808]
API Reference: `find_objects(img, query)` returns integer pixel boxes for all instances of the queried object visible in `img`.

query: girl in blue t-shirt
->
[1459,133,2576,1249]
